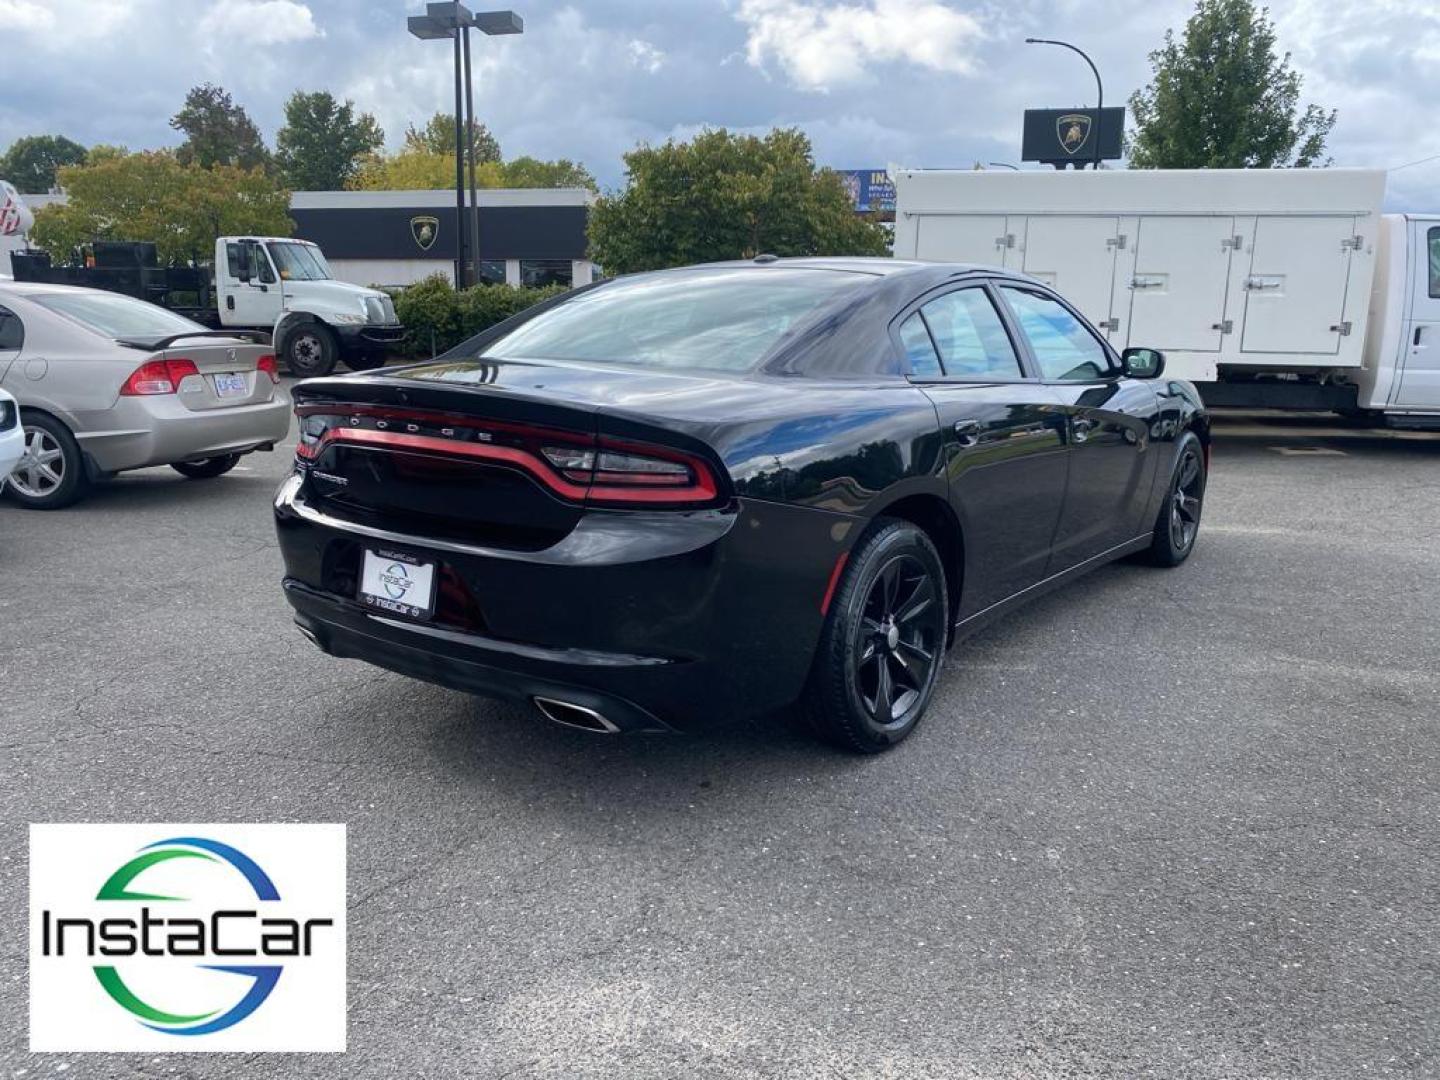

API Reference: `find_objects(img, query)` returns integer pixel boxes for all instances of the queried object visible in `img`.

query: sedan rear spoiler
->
[115,329,272,351]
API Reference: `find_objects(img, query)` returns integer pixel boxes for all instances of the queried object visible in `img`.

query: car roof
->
[684,255,1034,284]
[0,280,133,298]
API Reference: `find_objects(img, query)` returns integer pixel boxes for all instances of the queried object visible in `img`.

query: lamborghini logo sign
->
[410,215,439,251]
[1056,113,1092,155]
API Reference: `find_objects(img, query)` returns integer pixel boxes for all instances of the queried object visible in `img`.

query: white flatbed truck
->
[891,168,1440,424]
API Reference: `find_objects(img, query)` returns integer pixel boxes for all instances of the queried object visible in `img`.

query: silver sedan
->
[0,283,290,508]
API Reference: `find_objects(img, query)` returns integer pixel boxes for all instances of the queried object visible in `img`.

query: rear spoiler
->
[115,329,272,351]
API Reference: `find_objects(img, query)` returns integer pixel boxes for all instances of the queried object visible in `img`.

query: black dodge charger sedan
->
[275,258,1208,752]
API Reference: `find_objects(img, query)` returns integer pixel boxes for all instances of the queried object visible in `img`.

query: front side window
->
[1000,287,1114,381]
[481,267,867,373]
[1428,227,1440,299]
[918,288,1022,379]
[31,291,207,339]
[267,242,330,282]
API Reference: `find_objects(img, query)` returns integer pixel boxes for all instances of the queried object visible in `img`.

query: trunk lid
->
[290,358,732,551]
[162,341,275,411]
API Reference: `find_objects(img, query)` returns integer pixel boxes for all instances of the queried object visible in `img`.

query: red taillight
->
[256,354,279,384]
[119,357,199,396]
[294,405,723,508]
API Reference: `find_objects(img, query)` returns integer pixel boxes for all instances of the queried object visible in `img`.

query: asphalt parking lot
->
[4,395,1438,1079]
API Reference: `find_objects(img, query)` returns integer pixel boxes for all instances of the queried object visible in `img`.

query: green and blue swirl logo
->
[40,835,334,1037]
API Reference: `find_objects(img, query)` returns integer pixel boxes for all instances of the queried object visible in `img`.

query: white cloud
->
[0,0,54,32]
[628,39,667,74]
[198,0,323,47]
[736,0,985,91]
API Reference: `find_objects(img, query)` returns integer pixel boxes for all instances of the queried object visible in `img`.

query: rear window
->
[480,268,867,372]
[30,291,206,339]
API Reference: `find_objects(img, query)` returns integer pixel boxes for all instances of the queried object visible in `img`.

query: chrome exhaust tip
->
[533,696,621,734]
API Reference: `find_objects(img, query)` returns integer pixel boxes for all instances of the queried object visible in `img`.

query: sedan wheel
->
[1144,432,1206,567]
[803,519,948,753]
[4,414,88,509]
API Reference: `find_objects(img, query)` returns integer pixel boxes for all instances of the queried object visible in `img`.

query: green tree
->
[275,90,385,190]
[170,83,271,171]
[404,112,501,165]
[30,151,291,264]
[500,156,596,191]
[0,135,88,193]
[1128,0,1336,168]
[587,128,889,275]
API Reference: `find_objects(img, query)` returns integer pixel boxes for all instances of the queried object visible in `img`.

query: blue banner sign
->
[837,170,896,213]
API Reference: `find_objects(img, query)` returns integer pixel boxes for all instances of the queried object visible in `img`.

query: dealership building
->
[290,188,596,289]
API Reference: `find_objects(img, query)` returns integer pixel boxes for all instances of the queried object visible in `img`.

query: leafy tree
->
[30,151,291,264]
[1128,0,1336,168]
[588,128,889,274]
[170,83,271,171]
[404,112,501,165]
[276,91,384,190]
[349,148,596,192]
[500,156,596,191]
[0,135,87,193]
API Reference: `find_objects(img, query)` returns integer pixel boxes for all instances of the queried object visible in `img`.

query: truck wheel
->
[284,324,338,378]
[343,352,386,372]
[171,453,241,480]
[4,411,89,510]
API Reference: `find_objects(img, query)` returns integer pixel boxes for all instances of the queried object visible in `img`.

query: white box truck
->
[891,167,1440,424]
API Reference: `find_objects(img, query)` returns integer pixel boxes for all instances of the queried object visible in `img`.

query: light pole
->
[1025,37,1104,170]
[408,5,523,287]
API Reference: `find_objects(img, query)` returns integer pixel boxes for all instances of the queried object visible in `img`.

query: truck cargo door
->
[914,215,1013,268]
[1393,222,1440,409]
[1126,216,1236,353]
[1240,216,1356,355]
[1020,216,1121,339]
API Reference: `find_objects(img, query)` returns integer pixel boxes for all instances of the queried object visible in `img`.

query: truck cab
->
[216,236,404,377]
[1357,215,1440,419]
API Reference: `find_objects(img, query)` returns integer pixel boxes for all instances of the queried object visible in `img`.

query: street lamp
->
[1024,37,1104,170]
[409,5,524,287]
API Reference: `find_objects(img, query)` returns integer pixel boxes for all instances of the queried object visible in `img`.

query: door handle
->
[953,419,982,447]
[1415,326,1426,347]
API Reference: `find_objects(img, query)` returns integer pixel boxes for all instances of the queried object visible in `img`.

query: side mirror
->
[1121,346,1165,379]
[236,249,252,283]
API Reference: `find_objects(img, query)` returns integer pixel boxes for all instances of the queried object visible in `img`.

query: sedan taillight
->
[120,358,199,396]
[256,354,279,384]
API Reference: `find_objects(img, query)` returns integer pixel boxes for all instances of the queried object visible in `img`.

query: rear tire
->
[4,411,88,510]
[171,453,241,480]
[1143,432,1206,567]
[801,519,948,753]
[283,323,338,378]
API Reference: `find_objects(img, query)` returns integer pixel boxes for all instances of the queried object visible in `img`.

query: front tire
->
[4,412,88,510]
[801,519,948,753]
[171,453,241,480]
[283,323,338,378]
[1144,432,1206,567]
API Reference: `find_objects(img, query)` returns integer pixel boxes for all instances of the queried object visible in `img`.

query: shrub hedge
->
[391,274,568,358]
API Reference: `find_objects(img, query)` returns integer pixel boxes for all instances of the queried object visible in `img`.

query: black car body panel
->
[275,258,1209,733]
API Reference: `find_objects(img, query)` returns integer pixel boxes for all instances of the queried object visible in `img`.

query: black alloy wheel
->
[1145,432,1206,567]
[803,519,948,753]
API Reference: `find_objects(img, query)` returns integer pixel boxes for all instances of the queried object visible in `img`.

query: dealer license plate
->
[359,549,436,620]
[213,372,248,398]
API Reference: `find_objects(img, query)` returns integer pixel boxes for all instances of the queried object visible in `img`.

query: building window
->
[520,260,572,288]
[479,260,506,286]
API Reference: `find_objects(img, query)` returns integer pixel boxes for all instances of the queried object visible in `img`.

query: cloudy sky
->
[0,0,1435,207]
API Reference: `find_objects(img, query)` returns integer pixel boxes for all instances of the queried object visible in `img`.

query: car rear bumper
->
[75,391,292,473]
[0,417,23,488]
[274,473,858,732]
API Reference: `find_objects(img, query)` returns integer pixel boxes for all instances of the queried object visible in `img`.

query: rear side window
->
[1429,227,1440,298]
[0,306,22,351]
[480,267,867,373]
[897,313,942,376]
[918,288,1022,379]
[999,286,1114,381]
